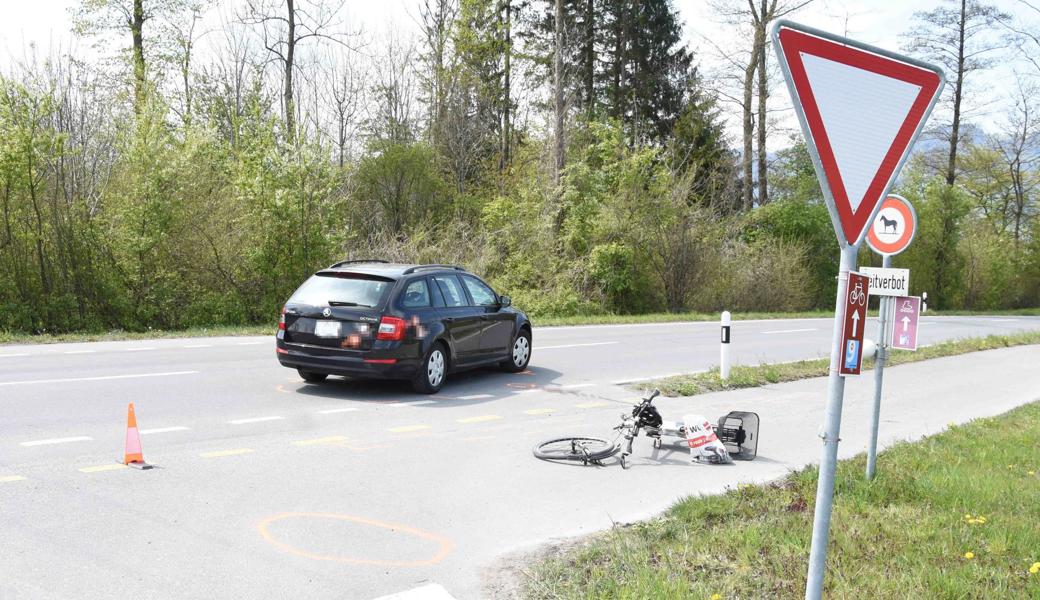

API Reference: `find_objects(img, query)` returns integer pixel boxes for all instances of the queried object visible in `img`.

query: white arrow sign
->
[902,316,910,332]
[852,310,861,337]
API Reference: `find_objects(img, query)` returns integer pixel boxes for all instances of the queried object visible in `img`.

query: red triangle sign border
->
[773,22,944,247]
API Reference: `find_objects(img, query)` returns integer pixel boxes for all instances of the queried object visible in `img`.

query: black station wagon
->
[276,261,532,393]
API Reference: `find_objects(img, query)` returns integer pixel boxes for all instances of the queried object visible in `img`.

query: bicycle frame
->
[617,389,733,467]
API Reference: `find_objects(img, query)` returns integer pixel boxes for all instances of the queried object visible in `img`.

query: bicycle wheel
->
[533,437,619,462]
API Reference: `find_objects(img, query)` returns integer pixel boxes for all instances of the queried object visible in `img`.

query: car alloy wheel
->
[512,335,530,368]
[427,349,445,387]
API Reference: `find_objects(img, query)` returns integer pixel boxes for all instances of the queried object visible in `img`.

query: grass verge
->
[637,330,1040,397]
[0,324,275,345]
[1,308,1037,346]
[534,308,1040,327]
[523,402,1040,599]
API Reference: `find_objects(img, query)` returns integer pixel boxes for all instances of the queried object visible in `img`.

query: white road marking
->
[990,318,1019,322]
[537,341,619,350]
[64,350,96,354]
[516,389,539,394]
[20,436,93,447]
[184,344,213,348]
[122,347,156,352]
[558,383,596,389]
[316,407,360,414]
[139,426,190,435]
[371,583,458,600]
[0,370,198,387]
[409,400,438,406]
[229,416,284,425]
[0,475,28,483]
[0,353,30,358]
[236,341,264,345]
[458,394,494,400]
[761,328,817,334]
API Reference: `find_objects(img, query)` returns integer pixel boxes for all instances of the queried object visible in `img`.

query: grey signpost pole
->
[771,20,943,600]
[866,254,893,479]
[804,244,857,599]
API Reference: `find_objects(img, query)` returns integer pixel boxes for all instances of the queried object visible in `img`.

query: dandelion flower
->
[1029,471,1036,476]
[711,595,722,600]
[1030,565,1039,574]
[978,516,986,523]
[964,552,975,560]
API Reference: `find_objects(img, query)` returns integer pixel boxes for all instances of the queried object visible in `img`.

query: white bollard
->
[720,311,732,380]
[922,291,928,312]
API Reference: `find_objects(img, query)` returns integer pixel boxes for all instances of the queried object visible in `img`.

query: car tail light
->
[279,306,286,330]
[376,316,406,341]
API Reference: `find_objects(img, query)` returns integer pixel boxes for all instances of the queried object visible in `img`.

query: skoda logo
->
[322,308,332,318]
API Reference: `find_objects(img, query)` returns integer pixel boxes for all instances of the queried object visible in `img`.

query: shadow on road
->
[287,365,567,407]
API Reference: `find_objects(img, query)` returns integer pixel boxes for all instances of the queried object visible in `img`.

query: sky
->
[0,0,1035,146]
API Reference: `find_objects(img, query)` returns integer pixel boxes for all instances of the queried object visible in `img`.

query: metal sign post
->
[772,21,943,600]
[865,194,918,479]
[866,255,893,479]
[806,245,858,598]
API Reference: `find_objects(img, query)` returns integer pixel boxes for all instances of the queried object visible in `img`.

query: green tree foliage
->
[0,2,1036,336]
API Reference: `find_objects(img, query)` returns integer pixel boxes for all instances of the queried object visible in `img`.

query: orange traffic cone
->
[123,403,153,469]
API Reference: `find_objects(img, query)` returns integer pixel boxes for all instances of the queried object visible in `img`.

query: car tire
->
[412,342,448,394]
[298,369,328,383]
[500,328,532,373]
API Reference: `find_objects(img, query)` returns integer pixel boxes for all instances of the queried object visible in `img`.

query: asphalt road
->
[1,315,1039,599]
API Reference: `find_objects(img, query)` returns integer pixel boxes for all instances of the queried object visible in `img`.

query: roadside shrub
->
[692,238,814,312]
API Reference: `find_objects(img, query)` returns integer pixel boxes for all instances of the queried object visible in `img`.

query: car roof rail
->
[402,264,467,275]
[329,259,390,268]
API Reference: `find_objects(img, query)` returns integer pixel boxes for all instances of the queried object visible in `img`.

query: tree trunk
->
[742,44,759,211]
[501,0,511,171]
[946,0,966,186]
[284,0,297,141]
[132,0,146,113]
[553,0,565,184]
[584,0,594,111]
[756,0,768,205]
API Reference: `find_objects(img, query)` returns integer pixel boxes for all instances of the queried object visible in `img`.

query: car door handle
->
[443,317,456,323]
[480,315,489,321]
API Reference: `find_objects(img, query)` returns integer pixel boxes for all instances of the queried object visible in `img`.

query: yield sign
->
[772,21,944,247]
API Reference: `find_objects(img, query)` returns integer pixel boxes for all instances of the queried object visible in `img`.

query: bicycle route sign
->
[890,295,921,351]
[867,194,917,256]
[840,271,870,376]
[773,22,943,248]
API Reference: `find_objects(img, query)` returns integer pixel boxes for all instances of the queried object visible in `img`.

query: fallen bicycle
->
[532,389,759,468]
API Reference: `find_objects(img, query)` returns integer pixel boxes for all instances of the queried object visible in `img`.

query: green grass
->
[533,310,835,326]
[534,308,1040,327]
[637,330,1040,397]
[1,308,1037,345]
[0,324,276,345]
[523,402,1040,599]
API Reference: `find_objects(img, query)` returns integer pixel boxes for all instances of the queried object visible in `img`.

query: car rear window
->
[288,273,393,308]
[400,279,432,308]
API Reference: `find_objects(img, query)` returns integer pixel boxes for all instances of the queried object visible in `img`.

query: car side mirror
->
[498,295,511,308]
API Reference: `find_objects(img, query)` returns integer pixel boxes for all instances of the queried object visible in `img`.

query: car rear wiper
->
[328,300,362,307]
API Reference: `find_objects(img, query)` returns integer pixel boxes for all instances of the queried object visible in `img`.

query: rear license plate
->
[314,320,341,338]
